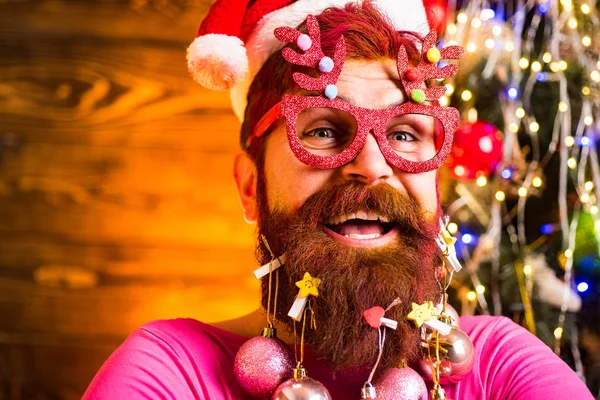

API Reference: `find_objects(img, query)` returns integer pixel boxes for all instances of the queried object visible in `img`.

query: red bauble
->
[446,120,503,180]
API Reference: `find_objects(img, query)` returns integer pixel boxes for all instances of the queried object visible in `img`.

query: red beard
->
[257,180,442,372]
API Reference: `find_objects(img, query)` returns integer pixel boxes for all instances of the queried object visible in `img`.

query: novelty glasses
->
[249,15,464,174]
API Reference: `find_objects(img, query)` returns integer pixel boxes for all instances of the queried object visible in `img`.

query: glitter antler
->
[274,14,346,97]
[398,30,465,103]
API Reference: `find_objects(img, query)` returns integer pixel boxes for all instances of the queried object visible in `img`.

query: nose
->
[340,133,394,185]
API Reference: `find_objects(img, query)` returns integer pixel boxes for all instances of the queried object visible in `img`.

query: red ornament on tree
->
[446,120,503,180]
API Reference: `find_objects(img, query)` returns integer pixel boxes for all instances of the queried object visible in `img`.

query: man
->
[84,0,594,398]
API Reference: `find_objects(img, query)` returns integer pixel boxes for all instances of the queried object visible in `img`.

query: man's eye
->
[389,131,417,142]
[305,127,338,139]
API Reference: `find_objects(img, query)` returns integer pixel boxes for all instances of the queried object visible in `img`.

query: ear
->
[234,151,259,223]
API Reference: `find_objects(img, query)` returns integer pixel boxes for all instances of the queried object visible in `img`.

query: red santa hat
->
[187,0,448,121]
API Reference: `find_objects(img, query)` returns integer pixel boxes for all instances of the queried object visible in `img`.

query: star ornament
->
[406,301,438,328]
[295,272,321,298]
[441,229,457,247]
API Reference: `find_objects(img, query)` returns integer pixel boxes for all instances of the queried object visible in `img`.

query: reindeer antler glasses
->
[250,15,465,174]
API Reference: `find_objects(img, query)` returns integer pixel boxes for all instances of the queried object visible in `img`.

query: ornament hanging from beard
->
[256,179,443,372]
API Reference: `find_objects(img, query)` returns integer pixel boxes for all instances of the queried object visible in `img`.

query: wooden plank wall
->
[0,0,260,398]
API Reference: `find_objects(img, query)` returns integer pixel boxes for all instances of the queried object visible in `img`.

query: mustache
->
[286,181,437,235]
[257,181,440,264]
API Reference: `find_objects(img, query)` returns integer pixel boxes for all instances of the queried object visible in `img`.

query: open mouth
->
[324,210,398,246]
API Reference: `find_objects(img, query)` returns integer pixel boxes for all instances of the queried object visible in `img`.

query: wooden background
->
[0,0,260,398]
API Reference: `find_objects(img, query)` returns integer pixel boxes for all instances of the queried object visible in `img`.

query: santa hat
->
[187,0,448,121]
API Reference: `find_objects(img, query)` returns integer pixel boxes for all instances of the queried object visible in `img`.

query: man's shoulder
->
[133,318,248,357]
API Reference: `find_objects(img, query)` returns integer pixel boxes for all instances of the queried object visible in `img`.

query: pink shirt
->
[84,315,593,399]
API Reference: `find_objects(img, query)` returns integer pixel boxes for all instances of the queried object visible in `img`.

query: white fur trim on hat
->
[230,0,428,120]
[187,34,248,91]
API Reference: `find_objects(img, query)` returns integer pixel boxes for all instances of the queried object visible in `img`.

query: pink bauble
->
[446,120,503,180]
[374,367,428,400]
[234,336,294,397]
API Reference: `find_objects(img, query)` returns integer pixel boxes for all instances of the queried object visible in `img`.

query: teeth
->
[327,211,391,225]
[356,210,368,220]
[346,233,382,239]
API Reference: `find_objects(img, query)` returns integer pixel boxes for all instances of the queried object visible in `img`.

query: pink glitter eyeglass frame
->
[248,15,465,174]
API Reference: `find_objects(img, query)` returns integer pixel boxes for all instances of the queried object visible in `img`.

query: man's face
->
[234,58,442,371]
[261,59,439,232]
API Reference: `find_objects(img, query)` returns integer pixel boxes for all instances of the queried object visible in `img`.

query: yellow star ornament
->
[295,272,321,298]
[441,229,457,246]
[406,301,437,328]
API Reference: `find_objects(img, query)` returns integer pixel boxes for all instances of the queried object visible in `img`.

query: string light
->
[577,282,589,292]
[558,101,568,112]
[542,52,552,63]
[581,193,590,203]
[591,205,599,215]
[439,96,449,107]
[590,70,600,82]
[519,58,529,69]
[495,191,506,201]
[516,108,526,118]
[485,39,496,49]
[533,176,543,187]
[445,83,454,95]
[471,18,482,28]
[554,327,563,340]
[560,0,573,11]
[476,175,488,187]
[461,90,473,101]
[518,187,528,197]
[507,87,519,99]
[447,24,457,35]
[581,4,591,14]
[568,18,578,29]
[467,42,477,52]
[582,86,591,95]
[582,36,592,47]
[492,25,502,36]
[585,181,594,191]
[529,122,540,132]
[564,249,573,259]
[457,12,468,24]
[584,116,593,125]
[531,61,542,72]
[454,166,466,176]
[550,62,560,72]
[509,122,519,133]
[476,285,486,294]
[466,291,477,301]
[481,8,495,20]
[447,222,458,234]
[523,264,533,275]
[565,136,575,147]
[559,60,568,70]
[461,233,474,244]
[505,41,515,52]
[567,157,577,169]
[467,108,478,123]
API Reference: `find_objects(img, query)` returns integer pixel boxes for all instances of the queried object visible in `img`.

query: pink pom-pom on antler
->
[274,14,346,94]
